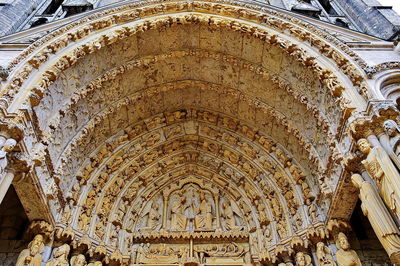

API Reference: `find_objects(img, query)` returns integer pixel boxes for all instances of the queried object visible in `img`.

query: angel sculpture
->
[221,201,244,231]
[140,201,162,232]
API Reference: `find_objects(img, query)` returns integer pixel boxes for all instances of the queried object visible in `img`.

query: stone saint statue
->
[335,232,361,266]
[295,252,312,266]
[16,234,45,266]
[0,136,16,177]
[45,244,70,266]
[316,242,336,266]
[193,191,213,230]
[170,194,188,231]
[358,138,400,220]
[351,174,400,263]
[383,120,400,162]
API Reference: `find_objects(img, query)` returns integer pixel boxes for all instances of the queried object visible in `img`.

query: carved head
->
[53,244,70,258]
[152,202,159,210]
[316,242,325,252]
[384,120,400,137]
[295,252,306,266]
[357,139,371,154]
[2,138,16,152]
[71,254,86,266]
[28,234,45,255]
[336,232,350,250]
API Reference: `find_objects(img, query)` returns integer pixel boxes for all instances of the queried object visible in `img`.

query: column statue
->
[316,242,336,266]
[383,120,400,158]
[16,234,45,266]
[335,232,361,266]
[0,136,16,176]
[357,138,400,220]
[351,174,400,263]
[378,120,400,169]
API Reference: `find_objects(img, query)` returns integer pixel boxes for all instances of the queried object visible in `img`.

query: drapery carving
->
[351,174,400,263]
[358,138,400,220]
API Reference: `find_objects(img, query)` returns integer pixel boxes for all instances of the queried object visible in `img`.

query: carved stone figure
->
[194,191,213,230]
[221,202,243,231]
[295,252,312,266]
[70,254,86,266]
[141,201,161,231]
[358,138,400,220]
[0,136,16,176]
[316,242,336,266]
[78,208,91,232]
[335,232,361,266]
[352,174,400,263]
[306,198,318,223]
[16,234,45,266]
[383,120,400,159]
[170,194,188,231]
[45,244,70,266]
[63,198,74,225]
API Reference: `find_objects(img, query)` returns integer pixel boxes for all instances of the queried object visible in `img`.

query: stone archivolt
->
[3,0,398,265]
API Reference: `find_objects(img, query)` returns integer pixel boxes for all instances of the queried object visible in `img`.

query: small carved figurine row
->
[16,231,362,265]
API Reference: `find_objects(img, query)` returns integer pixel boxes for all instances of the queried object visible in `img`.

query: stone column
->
[0,171,13,204]
[162,195,168,230]
[214,195,220,229]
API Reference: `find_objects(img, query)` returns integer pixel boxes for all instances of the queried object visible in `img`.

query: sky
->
[378,0,400,14]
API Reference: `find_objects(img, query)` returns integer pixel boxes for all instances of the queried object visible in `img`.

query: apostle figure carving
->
[45,244,70,266]
[316,242,336,266]
[335,232,361,266]
[16,234,45,266]
[351,173,400,263]
[358,138,400,220]
[193,191,213,230]
[170,194,188,231]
